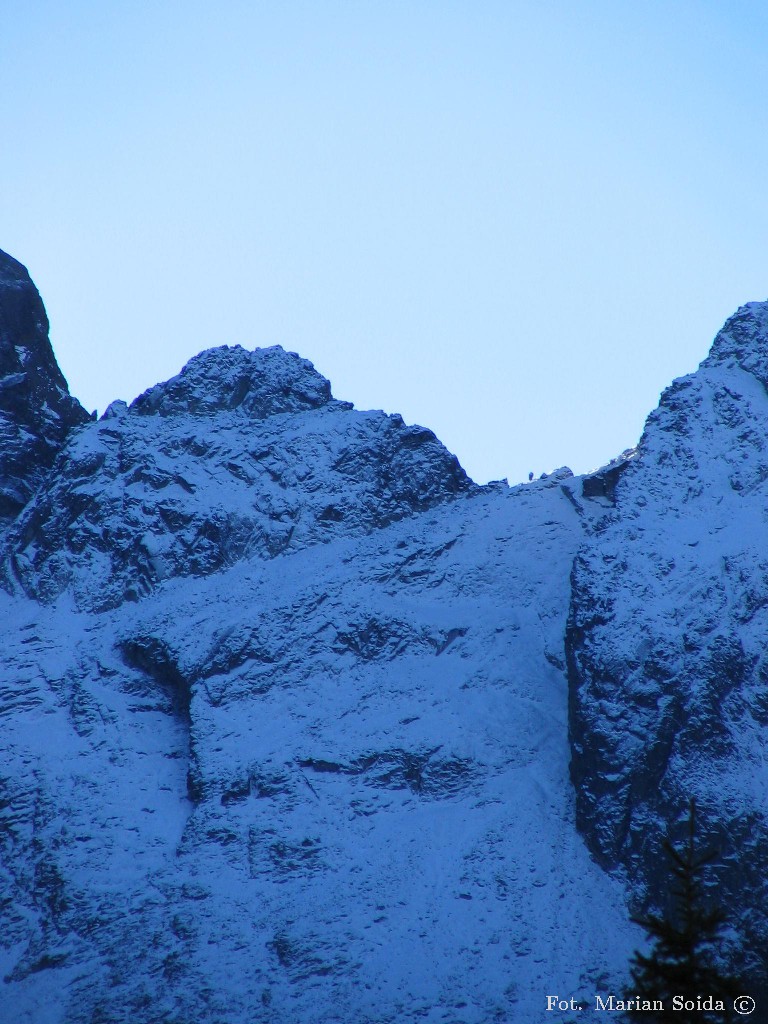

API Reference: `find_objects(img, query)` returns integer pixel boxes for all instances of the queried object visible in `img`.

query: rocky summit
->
[0,250,89,525]
[0,248,766,1023]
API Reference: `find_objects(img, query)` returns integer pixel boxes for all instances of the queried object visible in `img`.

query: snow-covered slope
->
[1,247,765,1021]
[1,474,639,1023]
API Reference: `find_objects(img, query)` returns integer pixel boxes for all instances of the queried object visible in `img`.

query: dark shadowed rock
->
[0,249,89,524]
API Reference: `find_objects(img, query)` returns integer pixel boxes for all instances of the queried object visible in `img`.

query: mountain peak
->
[129,344,335,419]
[0,249,89,523]
[0,246,33,285]
[703,299,768,386]
[0,248,62,383]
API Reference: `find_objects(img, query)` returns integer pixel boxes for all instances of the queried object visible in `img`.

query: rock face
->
[1,252,766,1022]
[567,302,768,978]
[0,250,89,525]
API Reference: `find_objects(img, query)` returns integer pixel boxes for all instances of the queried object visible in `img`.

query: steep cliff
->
[0,249,89,526]
[567,302,768,979]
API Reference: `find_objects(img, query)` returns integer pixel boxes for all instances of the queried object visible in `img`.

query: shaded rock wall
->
[567,303,768,979]
[0,249,89,524]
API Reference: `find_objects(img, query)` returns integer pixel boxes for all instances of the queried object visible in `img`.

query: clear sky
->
[2,1,768,484]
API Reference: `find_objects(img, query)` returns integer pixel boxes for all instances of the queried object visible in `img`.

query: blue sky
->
[3,1,768,484]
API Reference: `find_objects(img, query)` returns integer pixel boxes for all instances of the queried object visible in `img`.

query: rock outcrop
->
[0,249,89,525]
